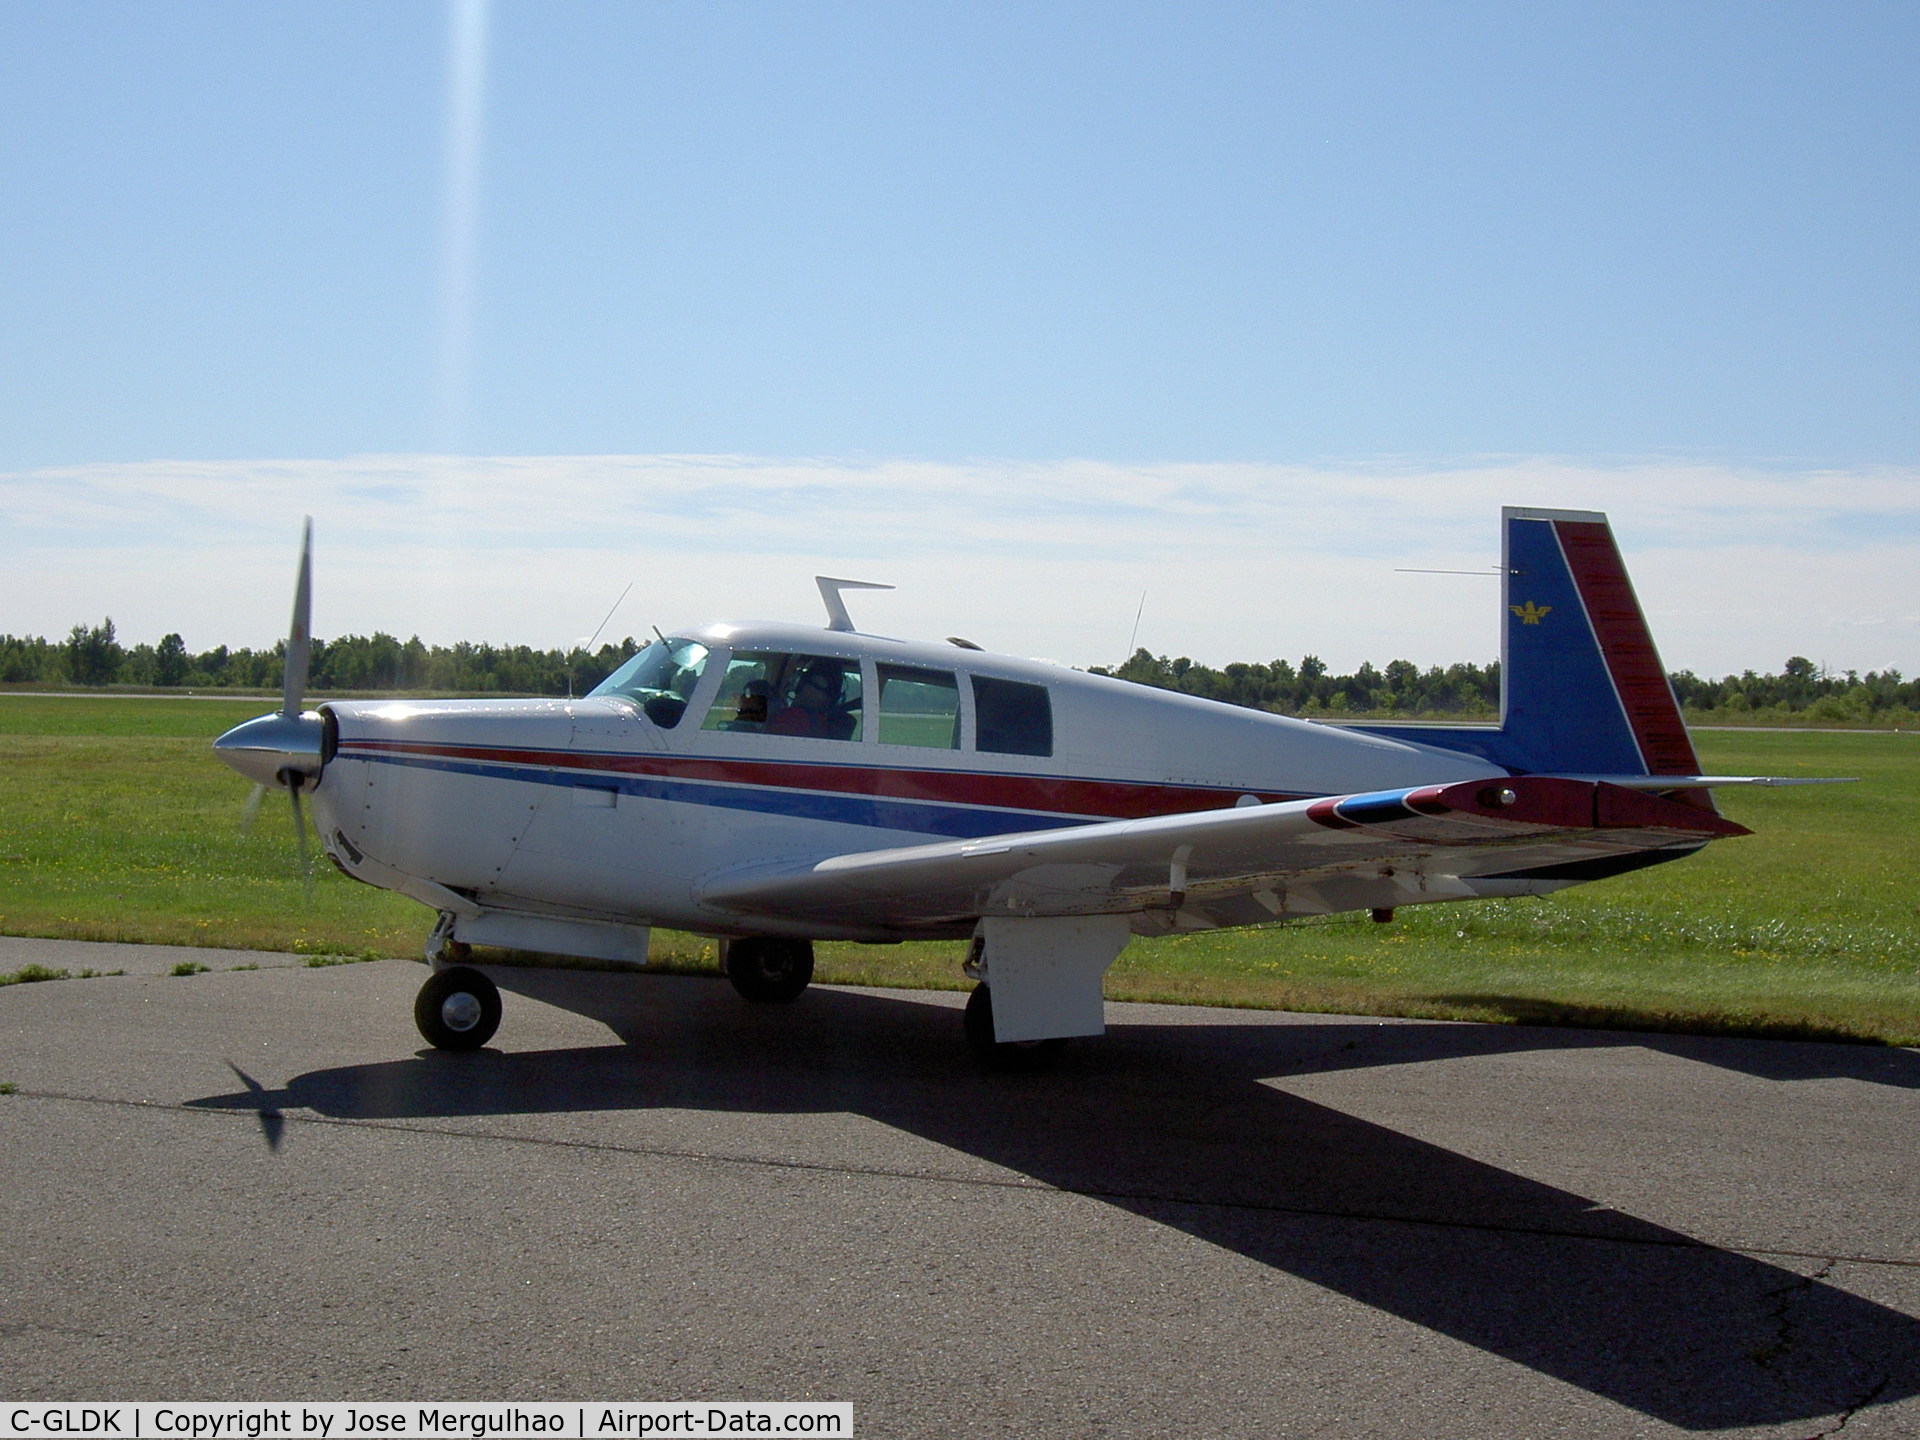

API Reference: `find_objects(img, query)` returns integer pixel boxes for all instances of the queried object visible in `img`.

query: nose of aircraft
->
[212,710,327,788]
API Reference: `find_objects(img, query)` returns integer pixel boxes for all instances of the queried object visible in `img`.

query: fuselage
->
[304,621,1503,941]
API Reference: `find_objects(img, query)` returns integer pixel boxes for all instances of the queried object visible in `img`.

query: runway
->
[2,937,1917,1437]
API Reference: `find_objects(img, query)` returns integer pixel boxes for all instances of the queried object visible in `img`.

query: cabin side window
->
[702,652,864,741]
[971,676,1052,757]
[876,665,960,749]
[587,638,710,729]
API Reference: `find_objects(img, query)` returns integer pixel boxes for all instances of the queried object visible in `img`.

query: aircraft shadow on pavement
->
[190,970,1919,1430]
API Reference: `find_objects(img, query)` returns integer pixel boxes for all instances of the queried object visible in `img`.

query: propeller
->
[214,518,327,893]
[289,777,313,898]
[282,517,312,721]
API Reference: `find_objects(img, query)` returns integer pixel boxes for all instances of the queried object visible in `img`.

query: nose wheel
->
[415,965,502,1050]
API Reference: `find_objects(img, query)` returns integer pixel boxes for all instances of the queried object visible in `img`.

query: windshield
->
[588,638,711,728]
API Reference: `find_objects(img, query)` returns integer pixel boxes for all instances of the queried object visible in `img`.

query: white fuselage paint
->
[308,622,1502,942]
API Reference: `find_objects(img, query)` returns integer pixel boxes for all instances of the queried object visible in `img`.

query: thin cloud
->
[3,453,1916,675]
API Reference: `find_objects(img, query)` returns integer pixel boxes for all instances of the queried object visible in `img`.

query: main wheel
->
[962,983,1067,1071]
[725,937,814,1003]
[415,965,502,1050]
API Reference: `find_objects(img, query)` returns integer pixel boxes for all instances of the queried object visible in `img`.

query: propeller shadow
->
[188,972,1920,1429]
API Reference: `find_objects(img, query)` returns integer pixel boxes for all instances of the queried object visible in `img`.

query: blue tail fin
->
[1358,508,1701,778]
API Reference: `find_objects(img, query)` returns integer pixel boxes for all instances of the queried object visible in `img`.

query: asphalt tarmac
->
[2,937,1918,1438]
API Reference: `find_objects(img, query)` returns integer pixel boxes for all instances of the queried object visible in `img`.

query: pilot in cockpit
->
[769,661,855,740]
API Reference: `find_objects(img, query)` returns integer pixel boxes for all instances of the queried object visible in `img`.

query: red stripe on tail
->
[1554,520,1701,777]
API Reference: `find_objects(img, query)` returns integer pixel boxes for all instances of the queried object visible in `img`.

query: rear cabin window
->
[877,665,960,749]
[971,676,1053,757]
[702,652,863,742]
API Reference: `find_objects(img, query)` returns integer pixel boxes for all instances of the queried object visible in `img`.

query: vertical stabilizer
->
[1498,507,1699,775]
[1359,509,1701,780]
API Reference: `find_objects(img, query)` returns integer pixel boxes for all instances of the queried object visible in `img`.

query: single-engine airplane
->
[213,508,1810,1065]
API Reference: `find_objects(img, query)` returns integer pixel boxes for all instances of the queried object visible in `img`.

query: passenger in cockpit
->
[730,679,771,729]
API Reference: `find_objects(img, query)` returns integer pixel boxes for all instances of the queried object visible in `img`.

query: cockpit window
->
[703,652,863,741]
[972,676,1053,757]
[588,638,710,729]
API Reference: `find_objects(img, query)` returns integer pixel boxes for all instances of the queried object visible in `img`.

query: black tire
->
[415,965,502,1050]
[962,983,1067,1071]
[725,937,814,1003]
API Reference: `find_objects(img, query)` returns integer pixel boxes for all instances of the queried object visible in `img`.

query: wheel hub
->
[441,991,483,1032]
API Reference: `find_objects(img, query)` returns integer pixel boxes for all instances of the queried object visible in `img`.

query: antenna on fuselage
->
[815,576,893,632]
[584,581,635,652]
[569,580,635,699]
[1126,588,1147,658]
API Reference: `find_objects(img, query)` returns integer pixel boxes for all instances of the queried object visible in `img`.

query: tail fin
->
[1360,508,1701,778]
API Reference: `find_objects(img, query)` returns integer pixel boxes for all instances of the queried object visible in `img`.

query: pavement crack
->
[1797,1374,1893,1440]
[1751,1258,1837,1371]
[1825,1375,1892,1436]
[1759,1261,1897,1440]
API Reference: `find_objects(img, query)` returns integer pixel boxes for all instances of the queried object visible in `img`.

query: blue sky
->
[2,3,1916,670]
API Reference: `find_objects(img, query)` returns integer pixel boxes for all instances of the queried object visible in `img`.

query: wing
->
[696,776,1749,934]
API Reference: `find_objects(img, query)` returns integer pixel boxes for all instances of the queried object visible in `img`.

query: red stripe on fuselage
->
[1553,520,1702,777]
[339,739,1306,820]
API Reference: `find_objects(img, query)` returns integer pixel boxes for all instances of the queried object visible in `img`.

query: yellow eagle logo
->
[1509,600,1552,626]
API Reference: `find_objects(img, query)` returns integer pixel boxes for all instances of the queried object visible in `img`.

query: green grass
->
[2,694,1915,1043]
[0,694,277,738]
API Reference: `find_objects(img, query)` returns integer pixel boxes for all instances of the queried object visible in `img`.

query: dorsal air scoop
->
[816,576,894,632]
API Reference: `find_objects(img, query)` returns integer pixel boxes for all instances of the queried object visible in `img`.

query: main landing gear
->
[415,964,502,1050]
[963,983,1068,1071]
[725,937,815,1003]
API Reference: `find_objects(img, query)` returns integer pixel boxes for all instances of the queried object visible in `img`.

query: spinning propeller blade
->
[240,782,268,835]
[290,781,313,899]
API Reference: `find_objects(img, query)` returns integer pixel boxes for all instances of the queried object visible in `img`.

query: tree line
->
[1092,648,1919,723]
[1,620,643,697]
[1090,650,1503,717]
[5,620,1917,722]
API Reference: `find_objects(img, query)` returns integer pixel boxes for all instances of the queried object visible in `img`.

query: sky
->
[2,2,1916,675]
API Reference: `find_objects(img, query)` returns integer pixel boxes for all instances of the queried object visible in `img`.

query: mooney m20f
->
[214,508,1794,1064]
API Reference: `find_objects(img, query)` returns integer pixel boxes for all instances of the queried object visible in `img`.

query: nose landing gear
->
[414,965,501,1050]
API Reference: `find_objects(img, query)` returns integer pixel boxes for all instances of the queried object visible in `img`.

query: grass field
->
[2,694,1915,1043]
